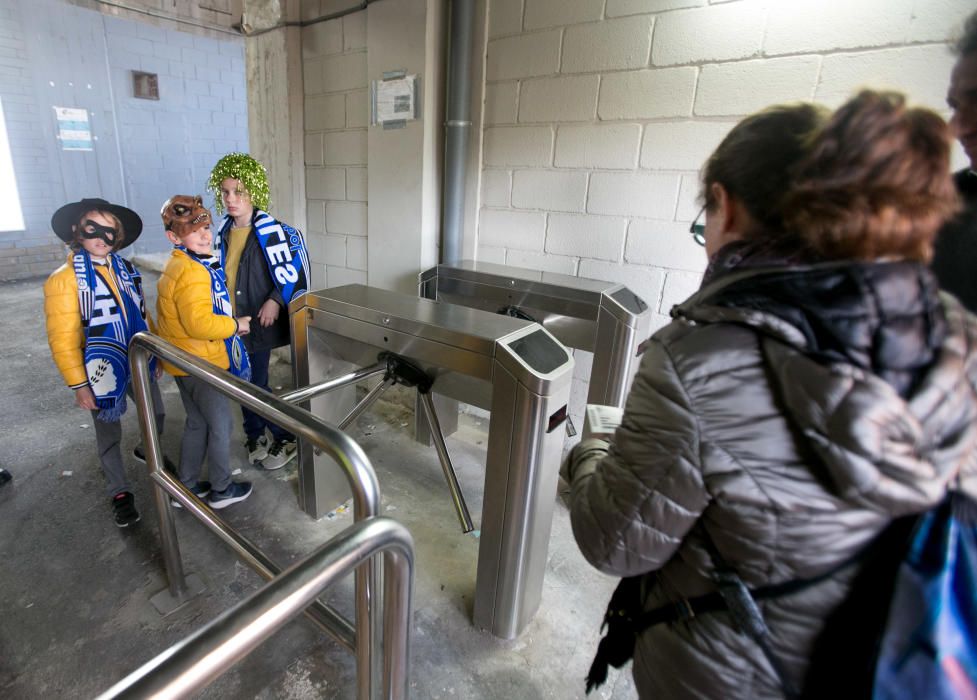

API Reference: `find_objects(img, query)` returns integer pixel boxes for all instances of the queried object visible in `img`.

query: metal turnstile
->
[419,260,651,409]
[291,284,573,639]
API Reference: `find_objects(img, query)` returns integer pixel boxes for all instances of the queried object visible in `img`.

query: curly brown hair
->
[782,91,959,262]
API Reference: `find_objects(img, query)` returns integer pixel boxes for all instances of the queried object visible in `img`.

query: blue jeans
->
[241,348,294,443]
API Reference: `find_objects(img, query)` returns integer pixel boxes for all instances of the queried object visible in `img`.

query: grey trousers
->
[91,380,166,499]
[174,374,232,493]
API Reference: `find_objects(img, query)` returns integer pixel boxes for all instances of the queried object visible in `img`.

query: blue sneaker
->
[171,481,211,509]
[209,481,253,510]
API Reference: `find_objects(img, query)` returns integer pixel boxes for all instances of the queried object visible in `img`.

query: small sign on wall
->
[53,106,92,151]
[371,71,419,129]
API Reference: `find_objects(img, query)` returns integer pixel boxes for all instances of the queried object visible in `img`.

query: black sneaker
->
[171,481,211,509]
[209,481,253,510]
[262,438,297,470]
[112,492,140,527]
[133,446,178,474]
[246,435,269,464]
[0,468,11,487]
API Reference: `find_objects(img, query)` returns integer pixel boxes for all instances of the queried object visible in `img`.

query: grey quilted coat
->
[565,260,977,699]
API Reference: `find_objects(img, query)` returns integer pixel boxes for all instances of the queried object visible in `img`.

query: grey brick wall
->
[0,0,249,282]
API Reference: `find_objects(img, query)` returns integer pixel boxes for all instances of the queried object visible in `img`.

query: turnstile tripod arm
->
[418,391,474,533]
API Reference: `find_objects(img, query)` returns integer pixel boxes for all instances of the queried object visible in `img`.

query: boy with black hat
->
[44,198,167,527]
[156,195,254,509]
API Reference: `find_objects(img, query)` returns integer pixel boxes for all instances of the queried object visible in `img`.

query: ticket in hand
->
[583,404,624,440]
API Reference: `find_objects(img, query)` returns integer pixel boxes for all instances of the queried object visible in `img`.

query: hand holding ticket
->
[582,404,624,440]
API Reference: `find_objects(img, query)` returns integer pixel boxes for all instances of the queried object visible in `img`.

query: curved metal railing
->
[126,332,395,699]
[97,517,413,699]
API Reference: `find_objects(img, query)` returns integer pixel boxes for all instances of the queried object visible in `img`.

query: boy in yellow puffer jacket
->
[157,195,253,510]
[44,198,167,528]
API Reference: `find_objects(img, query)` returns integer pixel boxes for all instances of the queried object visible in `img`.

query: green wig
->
[207,153,271,215]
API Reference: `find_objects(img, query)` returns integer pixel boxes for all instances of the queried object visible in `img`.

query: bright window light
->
[0,98,25,232]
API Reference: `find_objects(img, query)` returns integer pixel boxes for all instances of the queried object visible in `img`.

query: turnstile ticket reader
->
[419,260,651,409]
[290,284,573,639]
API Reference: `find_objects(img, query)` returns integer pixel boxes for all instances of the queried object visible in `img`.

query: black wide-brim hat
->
[50,198,143,249]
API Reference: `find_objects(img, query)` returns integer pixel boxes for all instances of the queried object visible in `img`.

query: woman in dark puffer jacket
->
[562,90,975,699]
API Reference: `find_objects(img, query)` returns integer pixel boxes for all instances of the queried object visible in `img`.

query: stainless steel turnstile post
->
[419,260,651,409]
[291,284,573,639]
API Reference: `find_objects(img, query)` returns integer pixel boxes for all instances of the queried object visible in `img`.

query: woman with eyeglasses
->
[562,91,973,699]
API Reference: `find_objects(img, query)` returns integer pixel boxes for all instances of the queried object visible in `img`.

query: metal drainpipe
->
[441,0,475,265]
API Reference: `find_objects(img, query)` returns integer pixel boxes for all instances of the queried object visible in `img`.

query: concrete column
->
[366,0,445,294]
[244,0,307,231]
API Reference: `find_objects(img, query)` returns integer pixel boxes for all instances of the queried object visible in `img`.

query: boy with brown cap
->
[157,195,254,509]
[44,197,167,527]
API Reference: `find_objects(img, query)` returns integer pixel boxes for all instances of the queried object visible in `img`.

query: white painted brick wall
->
[347,168,367,202]
[486,31,561,81]
[325,234,347,264]
[525,0,602,31]
[484,82,519,125]
[323,130,367,165]
[479,209,546,250]
[303,13,368,286]
[476,244,507,264]
[652,2,766,66]
[578,259,665,310]
[344,11,366,50]
[481,169,512,207]
[640,121,734,171]
[489,0,524,39]
[587,172,680,218]
[321,52,368,93]
[519,75,600,122]
[327,265,368,286]
[555,124,641,169]
[484,126,554,166]
[764,0,912,57]
[607,0,705,16]
[694,57,821,116]
[546,213,627,261]
[326,201,368,236]
[511,170,588,212]
[306,167,346,200]
[346,90,368,128]
[507,249,578,274]
[816,45,958,111]
[625,219,705,271]
[598,67,696,120]
[659,270,702,313]
[471,0,970,397]
[305,94,345,131]
[562,16,654,73]
[347,236,368,269]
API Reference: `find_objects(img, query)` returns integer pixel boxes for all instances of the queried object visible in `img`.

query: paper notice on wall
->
[53,106,93,151]
[373,74,417,125]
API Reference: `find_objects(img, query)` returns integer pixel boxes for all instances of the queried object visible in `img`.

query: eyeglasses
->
[690,206,706,246]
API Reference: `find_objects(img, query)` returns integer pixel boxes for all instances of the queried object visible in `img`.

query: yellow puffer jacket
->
[157,249,237,376]
[43,255,154,389]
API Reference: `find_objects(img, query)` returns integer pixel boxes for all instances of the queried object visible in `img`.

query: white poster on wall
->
[53,106,93,151]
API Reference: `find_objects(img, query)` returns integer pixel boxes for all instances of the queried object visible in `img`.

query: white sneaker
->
[262,438,297,470]
[246,435,269,464]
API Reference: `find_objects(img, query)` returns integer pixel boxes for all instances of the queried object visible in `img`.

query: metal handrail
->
[128,332,384,700]
[97,517,414,700]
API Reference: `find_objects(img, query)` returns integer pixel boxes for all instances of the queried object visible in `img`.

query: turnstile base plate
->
[150,572,207,616]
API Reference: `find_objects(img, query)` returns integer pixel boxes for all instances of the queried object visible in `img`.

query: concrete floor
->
[0,271,637,699]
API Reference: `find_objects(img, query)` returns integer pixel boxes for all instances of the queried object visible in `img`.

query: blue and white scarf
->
[216,209,311,305]
[74,251,151,422]
[177,246,251,381]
